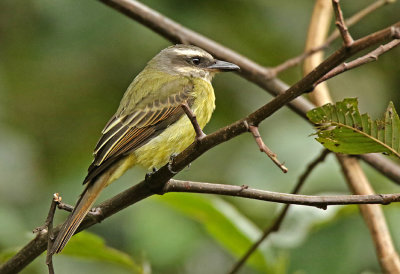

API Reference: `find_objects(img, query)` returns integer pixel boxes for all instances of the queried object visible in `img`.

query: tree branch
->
[32,194,61,274]
[315,38,400,86]
[332,0,354,47]
[360,153,400,183]
[6,170,400,274]
[304,0,333,105]
[164,179,400,208]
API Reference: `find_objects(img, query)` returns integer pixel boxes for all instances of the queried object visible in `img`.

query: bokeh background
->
[1,0,400,273]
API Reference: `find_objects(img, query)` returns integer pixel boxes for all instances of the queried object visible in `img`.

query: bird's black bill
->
[207,60,240,71]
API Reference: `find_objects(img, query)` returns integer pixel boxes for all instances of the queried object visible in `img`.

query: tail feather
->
[50,174,109,254]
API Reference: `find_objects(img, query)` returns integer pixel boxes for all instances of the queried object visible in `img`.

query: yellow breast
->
[130,77,215,170]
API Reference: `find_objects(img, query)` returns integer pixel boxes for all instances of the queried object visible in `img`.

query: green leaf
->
[61,231,141,272]
[307,98,400,158]
[158,193,279,273]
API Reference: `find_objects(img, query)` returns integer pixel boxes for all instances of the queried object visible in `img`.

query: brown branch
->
[246,123,288,173]
[57,201,74,212]
[181,101,206,141]
[164,179,400,208]
[229,149,330,274]
[360,153,400,183]
[2,1,400,272]
[304,0,333,105]
[332,0,354,47]
[32,194,61,274]
[315,38,400,86]
[270,0,394,75]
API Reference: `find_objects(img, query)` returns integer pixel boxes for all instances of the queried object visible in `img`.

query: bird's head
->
[147,44,240,81]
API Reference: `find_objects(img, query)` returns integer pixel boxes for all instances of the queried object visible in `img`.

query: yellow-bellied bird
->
[50,44,240,254]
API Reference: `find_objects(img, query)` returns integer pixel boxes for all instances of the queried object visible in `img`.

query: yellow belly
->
[108,78,215,183]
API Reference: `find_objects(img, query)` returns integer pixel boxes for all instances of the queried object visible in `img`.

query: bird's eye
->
[191,57,201,66]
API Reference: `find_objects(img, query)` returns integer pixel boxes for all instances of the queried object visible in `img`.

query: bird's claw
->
[145,167,158,182]
[168,154,178,174]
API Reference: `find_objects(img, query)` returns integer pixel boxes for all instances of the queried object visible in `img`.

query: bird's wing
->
[83,77,195,184]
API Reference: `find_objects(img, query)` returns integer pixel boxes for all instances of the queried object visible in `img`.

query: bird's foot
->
[88,207,103,223]
[145,167,158,183]
[89,207,103,216]
[168,154,178,174]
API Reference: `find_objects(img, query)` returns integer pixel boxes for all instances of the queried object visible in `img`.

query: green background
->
[1,0,400,273]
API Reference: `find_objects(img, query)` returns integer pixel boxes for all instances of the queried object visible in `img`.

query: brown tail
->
[50,174,109,254]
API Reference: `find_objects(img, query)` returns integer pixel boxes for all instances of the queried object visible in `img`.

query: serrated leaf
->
[157,193,279,273]
[307,98,400,158]
[61,231,141,272]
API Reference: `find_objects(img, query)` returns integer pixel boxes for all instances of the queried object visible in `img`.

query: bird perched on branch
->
[50,44,240,254]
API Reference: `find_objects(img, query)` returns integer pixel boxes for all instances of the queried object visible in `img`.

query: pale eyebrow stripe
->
[172,48,209,57]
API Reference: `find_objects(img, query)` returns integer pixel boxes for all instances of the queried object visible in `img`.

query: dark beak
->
[207,60,240,71]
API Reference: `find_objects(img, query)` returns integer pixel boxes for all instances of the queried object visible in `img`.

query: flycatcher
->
[50,44,240,254]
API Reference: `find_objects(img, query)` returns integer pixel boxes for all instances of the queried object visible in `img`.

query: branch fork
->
[33,193,63,274]
[332,0,354,47]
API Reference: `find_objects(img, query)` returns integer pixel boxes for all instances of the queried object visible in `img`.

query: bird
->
[50,44,240,254]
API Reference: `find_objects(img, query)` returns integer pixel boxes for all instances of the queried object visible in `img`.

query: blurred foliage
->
[0,0,399,273]
[158,193,274,272]
[61,231,142,272]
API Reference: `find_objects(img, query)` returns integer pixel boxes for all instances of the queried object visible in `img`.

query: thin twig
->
[33,193,62,274]
[332,0,354,47]
[325,0,394,47]
[270,0,394,75]
[323,37,400,82]
[181,101,206,141]
[316,39,400,86]
[228,149,330,274]
[57,202,74,212]
[246,122,288,173]
[164,179,400,207]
